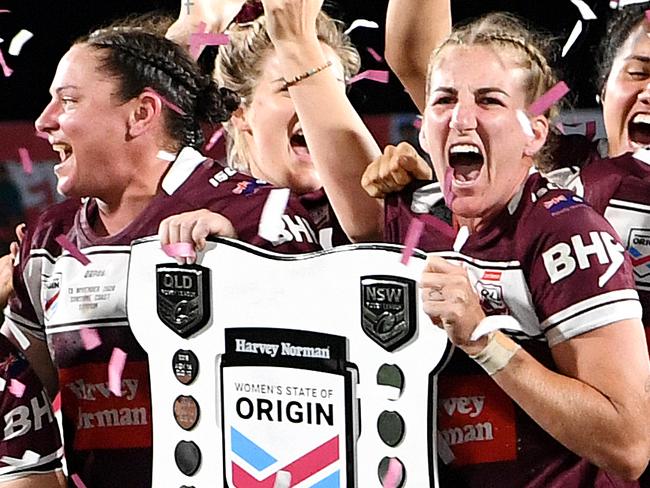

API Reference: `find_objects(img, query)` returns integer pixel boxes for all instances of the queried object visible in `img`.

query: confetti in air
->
[366,47,383,62]
[569,0,597,20]
[205,127,224,151]
[382,458,403,488]
[55,235,91,266]
[348,69,389,85]
[162,242,196,259]
[516,110,535,137]
[400,218,424,265]
[108,348,127,397]
[8,29,33,56]
[8,379,25,398]
[528,81,570,117]
[80,328,102,351]
[453,226,470,253]
[258,188,290,243]
[71,473,89,488]
[344,19,379,35]
[0,50,13,77]
[562,20,583,57]
[18,147,32,174]
[273,471,292,488]
[144,88,186,116]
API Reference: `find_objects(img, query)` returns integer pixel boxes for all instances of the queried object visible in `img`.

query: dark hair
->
[76,17,240,150]
[597,3,649,95]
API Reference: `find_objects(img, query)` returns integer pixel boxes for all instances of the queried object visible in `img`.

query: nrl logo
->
[156,264,211,338]
[627,228,650,279]
[360,275,416,351]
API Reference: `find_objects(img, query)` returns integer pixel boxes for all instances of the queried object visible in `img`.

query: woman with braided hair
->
[259,0,648,484]
[1,18,322,488]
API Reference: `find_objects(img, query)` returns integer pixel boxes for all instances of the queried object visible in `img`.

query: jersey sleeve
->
[523,190,641,346]
[0,335,62,480]
[5,226,47,342]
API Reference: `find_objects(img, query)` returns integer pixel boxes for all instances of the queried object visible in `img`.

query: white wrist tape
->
[468,332,521,376]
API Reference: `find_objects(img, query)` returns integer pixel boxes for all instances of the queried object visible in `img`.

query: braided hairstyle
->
[76,19,240,150]
[598,3,649,96]
[213,11,361,172]
[426,13,560,170]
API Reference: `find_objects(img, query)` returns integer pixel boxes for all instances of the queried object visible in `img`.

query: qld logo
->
[628,228,650,280]
[229,428,341,487]
[41,273,62,320]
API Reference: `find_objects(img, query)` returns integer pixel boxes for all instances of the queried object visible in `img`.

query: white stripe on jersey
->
[608,198,650,213]
[0,446,64,478]
[542,289,641,346]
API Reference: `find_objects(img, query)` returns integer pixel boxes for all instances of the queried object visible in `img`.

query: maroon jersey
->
[0,334,62,481]
[298,188,350,248]
[5,148,322,487]
[385,174,641,487]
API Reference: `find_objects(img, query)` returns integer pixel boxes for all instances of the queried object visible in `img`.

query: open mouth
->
[289,128,310,160]
[629,113,650,147]
[52,142,73,162]
[449,144,484,183]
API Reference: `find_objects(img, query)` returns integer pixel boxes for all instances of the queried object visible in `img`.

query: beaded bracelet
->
[282,61,333,90]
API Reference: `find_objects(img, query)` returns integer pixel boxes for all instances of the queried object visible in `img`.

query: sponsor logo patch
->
[438,374,516,465]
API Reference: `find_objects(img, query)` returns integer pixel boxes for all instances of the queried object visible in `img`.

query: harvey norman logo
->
[234,339,330,359]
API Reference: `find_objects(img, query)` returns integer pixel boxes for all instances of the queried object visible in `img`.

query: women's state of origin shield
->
[126,238,451,487]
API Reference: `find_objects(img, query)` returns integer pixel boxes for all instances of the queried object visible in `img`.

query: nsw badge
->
[360,275,416,351]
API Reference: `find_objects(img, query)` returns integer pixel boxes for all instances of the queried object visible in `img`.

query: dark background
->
[0,0,612,121]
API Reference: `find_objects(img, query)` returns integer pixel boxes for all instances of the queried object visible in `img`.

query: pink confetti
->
[143,88,186,116]
[35,130,49,140]
[528,81,570,117]
[400,218,424,265]
[188,21,207,59]
[71,474,88,488]
[0,10,9,13]
[0,50,13,77]
[162,242,196,259]
[52,392,61,412]
[108,348,127,397]
[348,69,390,85]
[18,147,32,174]
[443,167,455,208]
[413,116,422,130]
[80,328,102,350]
[646,9,650,22]
[55,235,91,265]
[205,127,224,151]
[366,47,383,62]
[383,458,403,488]
[8,379,25,398]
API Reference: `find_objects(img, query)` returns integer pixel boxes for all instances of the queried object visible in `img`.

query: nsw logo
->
[360,276,416,351]
[627,228,650,280]
[41,272,62,320]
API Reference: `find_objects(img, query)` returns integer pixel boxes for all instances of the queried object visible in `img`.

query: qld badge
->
[360,275,416,351]
[156,264,211,338]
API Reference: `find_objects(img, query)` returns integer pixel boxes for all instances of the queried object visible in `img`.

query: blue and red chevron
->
[230,427,341,487]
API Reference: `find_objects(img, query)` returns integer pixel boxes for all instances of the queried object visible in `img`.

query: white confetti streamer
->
[516,110,534,137]
[562,20,583,57]
[344,19,379,35]
[258,188,290,243]
[569,0,597,20]
[8,29,33,56]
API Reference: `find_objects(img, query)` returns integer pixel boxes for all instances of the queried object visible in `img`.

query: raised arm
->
[166,0,247,45]
[385,0,451,112]
[260,0,384,242]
